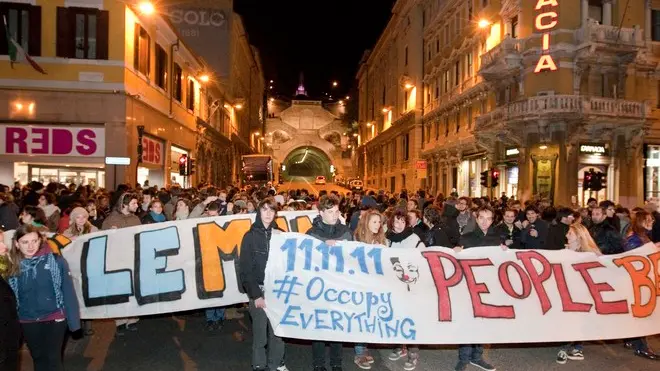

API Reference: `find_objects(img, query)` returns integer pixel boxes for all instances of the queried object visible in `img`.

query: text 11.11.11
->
[280,238,384,276]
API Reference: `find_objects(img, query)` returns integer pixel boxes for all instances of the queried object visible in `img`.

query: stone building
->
[357,0,660,207]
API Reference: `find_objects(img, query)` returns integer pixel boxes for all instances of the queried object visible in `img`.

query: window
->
[653,10,660,41]
[467,106,473,128]
[405,46,408,66]
[56,7,108,59]
[468,0,473,20]
[382,86,386,105]
[187,78,196,111]
[0,3,41,57]
[444,70,449,92]
[403,133,410,161]
[436,38,440,53]
[455,111,460,133]
[466,53,473,77]
[482,0,488,8]
[588,0,603,23]
[391,141,397,164]
[134,24,150,76]
[435,78,440,98]
[427,45,431,61]
[444,24,449,44]
[444,116,449,137]
[422,10,426,27]
[454,61,460,86]
[173,63,182,102]
[404,91,409,111]
[426,124,431,143]
[435,121,439,140]
[155,44,168,90]
[511,16,519,39]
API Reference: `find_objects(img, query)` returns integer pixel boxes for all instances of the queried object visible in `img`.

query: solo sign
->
[534,0,559,73]
[0,125,105,157]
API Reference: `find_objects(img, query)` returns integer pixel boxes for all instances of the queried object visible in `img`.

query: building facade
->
[0,0,263,189]
[358,0,660,207]
[356,0,425,193]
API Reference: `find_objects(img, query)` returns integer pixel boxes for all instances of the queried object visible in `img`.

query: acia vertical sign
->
[534,0,559,73]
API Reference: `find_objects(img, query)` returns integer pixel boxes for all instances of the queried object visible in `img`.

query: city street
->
[14,313,659,371]
[278,176,353,196]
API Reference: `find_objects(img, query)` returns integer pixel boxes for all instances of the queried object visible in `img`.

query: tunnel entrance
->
[281,146,332,180]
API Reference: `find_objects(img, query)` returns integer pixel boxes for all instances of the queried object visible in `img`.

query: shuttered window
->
[134,24,150,76]
[56,7,108,60]
[0,3,41,57]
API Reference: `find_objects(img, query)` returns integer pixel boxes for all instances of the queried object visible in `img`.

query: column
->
[646,0,652,42]
[603,0,612,26]
[503,18,512,37]
[581,0,589,26]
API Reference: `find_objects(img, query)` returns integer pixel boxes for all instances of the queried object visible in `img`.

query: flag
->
[3,16,46,74]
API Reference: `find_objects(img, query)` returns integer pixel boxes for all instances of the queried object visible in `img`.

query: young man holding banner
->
[239,197,289,371]
[307,195,353,371]
[454,205,500,371]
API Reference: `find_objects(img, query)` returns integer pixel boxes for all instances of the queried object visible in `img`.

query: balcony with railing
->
[423,75,484,116]
[479,37,523,79]
[476,95,648,129]
[575,21,643,50]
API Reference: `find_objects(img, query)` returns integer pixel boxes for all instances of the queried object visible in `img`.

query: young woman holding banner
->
[352,209,386,370]
[556,223,601,364]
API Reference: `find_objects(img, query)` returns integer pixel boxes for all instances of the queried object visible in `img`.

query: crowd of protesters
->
[1,179,660,371]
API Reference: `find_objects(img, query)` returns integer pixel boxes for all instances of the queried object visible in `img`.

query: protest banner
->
[2,211,317,319]
[264,233,660,344]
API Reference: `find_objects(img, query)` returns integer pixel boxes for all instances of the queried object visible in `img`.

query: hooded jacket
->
[441,204,461,246]
[239,208,278,300]
[307,215,353,242]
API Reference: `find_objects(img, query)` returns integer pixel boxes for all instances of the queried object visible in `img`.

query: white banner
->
[264,233,660,344]
[3,211,317,319]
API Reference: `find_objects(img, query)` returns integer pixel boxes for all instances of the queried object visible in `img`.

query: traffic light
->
[600,172,607,190]
[591,171,604,191]
[583,171,592,190]
[178,154,188,176]
[187,158,196,175]
[137,141,143,164]
[480,170,489,188]
[491,169,499,188]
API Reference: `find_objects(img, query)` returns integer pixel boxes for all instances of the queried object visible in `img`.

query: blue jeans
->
[355,343,368,356]
[458,344,484,362]
[205,308,225,322]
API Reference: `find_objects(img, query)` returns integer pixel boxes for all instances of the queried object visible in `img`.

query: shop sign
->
[0,125,104,157]
[534,0,559,73]
[505,148,520,157]
[579,144,607,155]
[141,136,164,165]
[416,160,427,178]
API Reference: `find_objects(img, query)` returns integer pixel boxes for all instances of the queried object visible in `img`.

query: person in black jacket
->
[589,206,624,255]
[0,193,19,232]
[0,275,20,371]
[545,208,574,250]
[307,195,352,371]
[520,206,550,249]
[239,198,287,371]
[407,209,429,241]
[494,208,522,249]
[423,206,452,247]
[440,201,461,246]
[454,206,499,371]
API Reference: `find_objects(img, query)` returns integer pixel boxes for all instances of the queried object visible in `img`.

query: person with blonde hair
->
[352,209,385,369]
[565,223,601,255]
[63,207,99,239]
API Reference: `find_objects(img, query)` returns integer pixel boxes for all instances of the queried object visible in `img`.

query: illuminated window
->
[134,24,150,76]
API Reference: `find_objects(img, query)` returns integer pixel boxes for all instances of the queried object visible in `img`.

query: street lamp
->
[332,81,338,87]
[404,83,414,90]
[138,1,155,15]
[478,19,491,29]
[234,103,243,110]
[199,74,210,83]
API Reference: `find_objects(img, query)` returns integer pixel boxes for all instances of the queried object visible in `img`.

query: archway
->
[282,146,332,180]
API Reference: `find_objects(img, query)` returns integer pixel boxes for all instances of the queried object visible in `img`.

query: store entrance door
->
[29,165,105,188]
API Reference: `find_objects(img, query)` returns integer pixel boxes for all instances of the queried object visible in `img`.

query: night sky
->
[234,0,396,101]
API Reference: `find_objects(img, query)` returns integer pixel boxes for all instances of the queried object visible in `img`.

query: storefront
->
[502,147,520,198]
[459,153,488,197]
[577,143,611,206]
[137,134,165,188]
[644,144,660,201]
[170,145,190,187]
[0,124,106,187]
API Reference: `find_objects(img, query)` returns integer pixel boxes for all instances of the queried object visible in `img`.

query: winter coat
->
[441,204,461,246]
[41,204,61,233]
[387,228,425,249]
[307,215,353,242]
[459,226,502,249]
[494,222,522,249]
[101,210,141,230]
[0,276,20,364]
[411,220,429,241]
[0,203,19,231]
[545,221,570,250]
[425,224,452,247]
[239,208,279,300]
[589,220,624,255]
[624,233,648,252]
[520,219,550,249]
[7,245,80,332]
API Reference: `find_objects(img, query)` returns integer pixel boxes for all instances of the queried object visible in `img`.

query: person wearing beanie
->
[64,207,98,238]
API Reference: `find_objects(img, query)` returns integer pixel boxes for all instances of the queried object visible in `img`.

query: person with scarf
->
[141,199,167,224]
[5,224,81,371]
[386,208,425,370]
[239,198,289,371]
